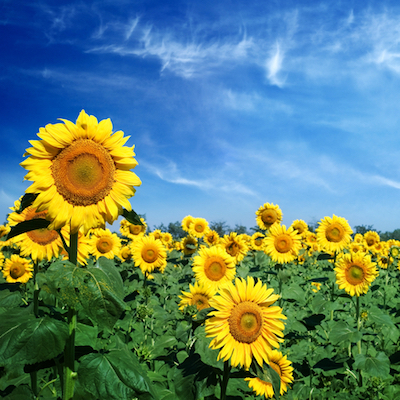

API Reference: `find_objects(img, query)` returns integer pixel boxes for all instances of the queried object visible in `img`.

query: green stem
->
[33,261,39,318]
[30,370,38,397]
[355,295,363,387]
[220,361,231,400]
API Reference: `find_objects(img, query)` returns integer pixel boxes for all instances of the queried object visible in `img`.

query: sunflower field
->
[1,111,400,400]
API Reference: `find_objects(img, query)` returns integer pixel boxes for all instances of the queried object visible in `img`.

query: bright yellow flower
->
[189,217,210,238]
[181,215,195,232]
[89,228,121,260]
[264,224,302,264]
[119,218,147,240]
[311,282,322,293]
[290,219,309,237]
[181,235,198,256]
[316,215,353,253]
[20,110,141,234]
[255,203,282,230]
[2,254,33,284]
[204,230,220,247]
[245,350,294,398]
[250,232,265,251]
[131,235,167,274]
[60,226,91,265]
[179,281,216,312]
[334,252,378,296]
[205,277,286,370]
[220,232,249,263]
[363,231,380,248]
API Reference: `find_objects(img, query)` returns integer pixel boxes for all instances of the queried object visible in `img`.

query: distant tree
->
[167,221,186,240]
[153,222,168,232]
[209,221,231,237]
[307,221,319,233]
[353,225,377,235]
[380,229,400,241]
[233,224,249,235]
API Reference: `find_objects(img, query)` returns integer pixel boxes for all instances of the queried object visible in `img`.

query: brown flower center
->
[10,262,26,279]
[141,245,159,263]
[96,237,113,254]
[261,209,278,226]
[52,139,115,206]
[229,301,263,344]
[191,293,210,311]
[325,223,345,243]
[346,264,365,285]
[274,234,293,253]
[129,224,143,235]
[204,256,227,281]
[195,223,205,233]
[226,241,240,257]
[25,209,59,245]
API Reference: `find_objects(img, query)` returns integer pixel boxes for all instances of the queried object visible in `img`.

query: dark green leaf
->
[6,219,50,240]
[317,253,335,260]
[18,193,39,213]
[353,352,390,378]
[329,321,362,345]
[313,357,344,371]
[122,209,143,225]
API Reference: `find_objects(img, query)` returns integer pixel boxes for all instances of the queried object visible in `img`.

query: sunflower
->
[0,252,4,267]
[179,281,216,312]
[250,232,265,251]
[263,224,302,264]
[160,232,173,246]
[7,203,65,262]
[334,252,378,296]
[192,245,236,291]
[204,230,220,247]
[119,218,147,240]
[245,350,294,398]
[119,245,133,262]
[20,110,141,234]
[189,217,210,238]
[182,215,195,232]
[2,254,34,284]
[131,235,167,274]
[0,225,10,240]
[149,229,163,241]
[205,276,286,370]
[255,203,283,231]
[290,219,309,237]
[363,231,380,248]
[89,228,121,260]
[220,232,249,264]
[181,235,198,256]
[316,215,353,253]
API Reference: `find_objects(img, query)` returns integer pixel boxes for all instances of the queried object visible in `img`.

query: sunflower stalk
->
[220,361,231,400]
[355,295,363,387]
[30,261,40,396]
[63,230,78,400]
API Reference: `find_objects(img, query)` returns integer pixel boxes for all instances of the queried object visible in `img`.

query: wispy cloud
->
[265,42,286,87]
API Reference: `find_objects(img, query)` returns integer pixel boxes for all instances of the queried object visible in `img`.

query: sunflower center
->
[255,238,263,246]
[195,224,205,233]
[52,139,115,206]
[10,262,26,279]
[229,301,263,344]
[261,209,278,225]
[204,256,227,281]
[129,225,142,235]
[226,242,240,257]
[274,234,293,253]
[25,209,59,245]
[346,264,365,285]
[366,238,375,246]
[96,238,113,254]
[191,293,210,311]
[141,246,159,263]
[325,223,345,243]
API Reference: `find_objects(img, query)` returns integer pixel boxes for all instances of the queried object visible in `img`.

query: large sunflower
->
[131,235,167,274]
[255,203,283,231]
[179,281,216,312]
[2,254,33,284]
[263,224,302,264]
[316,215,353,253]
[205,277,286,370]
[89,228,121,260]
[334,252,378,296]
[8,202,65,262]
[20,110,141,234]
[245,350,294,398]
[192,245,236,291]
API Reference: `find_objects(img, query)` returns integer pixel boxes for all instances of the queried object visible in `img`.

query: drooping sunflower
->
[363,231,380,248]
[316,215,353,253]
[220,232,249,264]
[189,217,210,238]
[20,110,141,234]
[245,350,294,398]
[7,203,65,262]
[192,245,236,291]
[131,235,167,274]
[181,215,195,232]
[179,281,216,312]
[334,252,378,296]
[255,203,283,231]
[119,218,147,241]
[263,224,302,264]
[205,276,286,370]
[89,228,121,260]
[204,230,220,247]
[2,254,34,284]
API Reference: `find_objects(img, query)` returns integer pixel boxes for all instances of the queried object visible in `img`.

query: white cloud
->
[266,43,286,87]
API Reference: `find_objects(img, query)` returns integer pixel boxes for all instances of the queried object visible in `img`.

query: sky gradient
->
[1,0,400,233]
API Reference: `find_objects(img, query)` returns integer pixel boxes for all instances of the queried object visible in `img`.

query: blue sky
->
[2,0,400,233]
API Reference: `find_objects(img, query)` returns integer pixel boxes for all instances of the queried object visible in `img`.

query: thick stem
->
[355,295,363,387]
[220,361,231,400]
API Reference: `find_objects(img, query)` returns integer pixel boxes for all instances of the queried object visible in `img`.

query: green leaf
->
[329,321,362,345]
[18,193,39,213]
[317,252,335,260]
[122,208,143,225]
[353,352,390,378]
[6,219,50,240]
[0,307,68,366]
[251,361,281,400]
[78,348,155,400]
[0,290,23,309]
[368,306,395,328]
[44,258,126,329]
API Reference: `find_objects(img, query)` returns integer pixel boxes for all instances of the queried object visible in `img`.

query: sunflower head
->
[131,235,167,274]
[20,110,141,234]
[179,281,216,313]
[120,218,147,240]
[290,219,309,237]
[89,228,121,260]
[220,232,249,263]
[188,217,210,238]
[2,254,33,284]
[316,215,353,253]
[181,215,195,232]
[204,230,220,247]
[255,203,283,230]
[363,231,380,248]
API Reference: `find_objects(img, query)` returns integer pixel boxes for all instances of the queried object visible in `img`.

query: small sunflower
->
[204,230,220,247]
[131,235,167,274]
[192,245,236,291]
[149,229,163,241]
[20,110,141,234]
[263,224,302,264]
[160,232,173,246]
[189,217,210,238]
[390,245,400,259]
[119,245,133,262]
[205,276,286,370]
[250,232,265,251]
[181,235,198,256]
[0,225,10,239]
[245,350,294,398]
[316,215,353,253]
[89,228,121,260]
[182,215,195,232]
[290,219,309,237]
[2,254,34,284]
[179,281,216,312]
[220,232,249,263]
[255,203,282,231]
[119,218,147,240]
[363,231,380,248]
[334,252,378,296]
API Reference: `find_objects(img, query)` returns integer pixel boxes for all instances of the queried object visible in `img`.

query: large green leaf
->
[0,307,68,366]
[44,258,126,329]
[78,348,155,400]
[329,321,362,345]
[353,352,390,378]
